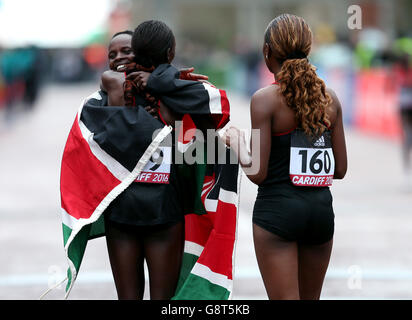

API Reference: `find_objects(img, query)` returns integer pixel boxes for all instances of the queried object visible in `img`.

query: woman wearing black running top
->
[100,26,185,300]
[100,22,218,300]
[224,14,347,300]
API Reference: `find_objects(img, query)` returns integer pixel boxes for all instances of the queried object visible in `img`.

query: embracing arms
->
[126,65,220,131]
[100,66,209,122]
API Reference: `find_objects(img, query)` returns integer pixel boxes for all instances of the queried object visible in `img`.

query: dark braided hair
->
[131,20,175,69]
[124,20,175,107]
[123,62,156,107]
[265,14,331,137]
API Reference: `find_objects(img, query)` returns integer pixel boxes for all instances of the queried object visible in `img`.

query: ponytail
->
[276,58,331,137]
[265,14,332,137]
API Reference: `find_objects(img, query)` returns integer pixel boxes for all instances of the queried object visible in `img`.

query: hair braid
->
[265,14,332,137]
[276,58,331,137]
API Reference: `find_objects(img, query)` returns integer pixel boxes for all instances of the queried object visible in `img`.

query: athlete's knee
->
[299,280,323,300]
[116,288,142,300]
[268,290,300,300]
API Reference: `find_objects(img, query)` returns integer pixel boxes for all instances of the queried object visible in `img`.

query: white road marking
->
[2,267,412,287]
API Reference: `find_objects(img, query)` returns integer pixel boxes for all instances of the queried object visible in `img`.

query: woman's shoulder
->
[326,87,340,107]
[251,84,282,113]
[252,83,280,98]
[325,87,342,127]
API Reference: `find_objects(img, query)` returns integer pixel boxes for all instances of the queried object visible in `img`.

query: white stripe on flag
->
[202,83,222,114]
[86,91,102,101]
[63,125,173,299]
[61,208,77,230]
[204,188,237,213]
[218,189,238,205]
[204,199,218,212]
[177,140,194,153]
[78,120,131,181]
[184,241,204,257]
[191,263,232,290]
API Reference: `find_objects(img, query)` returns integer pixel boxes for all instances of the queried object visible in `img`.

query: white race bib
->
[289,130,335,187]
[135,146,171,184]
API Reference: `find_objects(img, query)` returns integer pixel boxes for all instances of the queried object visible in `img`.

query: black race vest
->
[289,129,335,187]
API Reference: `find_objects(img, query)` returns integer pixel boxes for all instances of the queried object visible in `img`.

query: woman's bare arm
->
[101,70,126,106]
[224,89,273,185]
[327,88,347,179]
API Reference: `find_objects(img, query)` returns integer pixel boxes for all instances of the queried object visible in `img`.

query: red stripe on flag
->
[194,200,237,279]
[60,117,120,220]
[184,213,214,247]
[212,200,237,235]
[216,89,230,129]
[219,89,230,116]
[178,114,197,145]
[196,231,235,280]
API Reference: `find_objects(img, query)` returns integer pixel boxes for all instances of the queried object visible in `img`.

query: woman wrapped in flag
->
[58,20,238,300]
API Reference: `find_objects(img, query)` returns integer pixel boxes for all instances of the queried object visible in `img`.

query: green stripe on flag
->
[65,224,91,292]
[89,214,105,240]
[175,252,199,294]
[172,273,230,300]
[176,147,208,215]
[62,223,72,246]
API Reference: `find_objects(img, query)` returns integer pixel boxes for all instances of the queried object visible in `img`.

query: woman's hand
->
[126,71,151,91]
[222,126,243,147]
[222,127,240,147]
[144,105,159,119]
[179,67,209,81]
[221,126,253,167]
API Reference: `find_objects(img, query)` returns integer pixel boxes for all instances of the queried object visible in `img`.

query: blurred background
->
[1,0,412,300]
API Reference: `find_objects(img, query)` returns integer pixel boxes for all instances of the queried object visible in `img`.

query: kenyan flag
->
[173,115,240,299]
[59,91,172,297]
[55,67,239,299]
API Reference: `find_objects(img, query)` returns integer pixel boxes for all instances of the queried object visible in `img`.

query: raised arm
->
[130,64,228,130]
[100,70,126,106]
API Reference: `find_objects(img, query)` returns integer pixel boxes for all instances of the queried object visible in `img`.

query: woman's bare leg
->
[105,219,145,300]
[298,239,333,300]
[144,221,184,300]
[253,223,300,300]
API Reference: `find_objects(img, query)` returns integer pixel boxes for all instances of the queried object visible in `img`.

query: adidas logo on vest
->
[314,136,325,147]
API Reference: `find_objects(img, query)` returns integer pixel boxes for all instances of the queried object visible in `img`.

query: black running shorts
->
[253,182,334,245]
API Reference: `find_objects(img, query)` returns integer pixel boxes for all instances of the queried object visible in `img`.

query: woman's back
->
[256,83,338,135]
[250,82,346,187]
[223,12,347,300]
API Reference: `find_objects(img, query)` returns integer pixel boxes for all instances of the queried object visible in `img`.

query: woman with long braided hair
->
[224,14,347,299]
